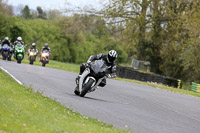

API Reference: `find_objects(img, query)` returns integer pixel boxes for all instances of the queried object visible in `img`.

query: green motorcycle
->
[14,42,26,64]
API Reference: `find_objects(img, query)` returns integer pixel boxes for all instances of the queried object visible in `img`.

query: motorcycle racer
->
[1,37,11,47]
[75,50,118,94]
[28,43,38,56]
[14,36,24,46]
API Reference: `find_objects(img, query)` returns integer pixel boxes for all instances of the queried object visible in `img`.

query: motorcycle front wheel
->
[42,58,46,67]
[80,78,95,97]
[29,57,34,65]
[17,57,22,64]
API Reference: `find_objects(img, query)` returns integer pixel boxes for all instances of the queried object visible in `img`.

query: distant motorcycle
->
[2,44,12,61]
[74,60,109,97]
[40,50,50,67]
[28,49,37,65]
[14,42,26,64]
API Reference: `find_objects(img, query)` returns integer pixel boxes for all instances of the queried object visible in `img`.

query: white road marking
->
[0,66,23,85]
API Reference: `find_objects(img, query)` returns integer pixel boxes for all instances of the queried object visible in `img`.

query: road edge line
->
[0,66,23,85]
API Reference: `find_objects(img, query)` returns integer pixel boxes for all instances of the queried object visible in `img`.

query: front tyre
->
[29,57,34,65]
[8,55,11,61]
[80,79,95,97]
[30,60,33,65]
[42,58,46,67]
[42,62,46,67]
[17,57,22,64]
[74,86,80,96]
[3,56,6,60]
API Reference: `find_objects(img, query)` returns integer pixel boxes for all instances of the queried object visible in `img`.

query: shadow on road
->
[65,91,117,104]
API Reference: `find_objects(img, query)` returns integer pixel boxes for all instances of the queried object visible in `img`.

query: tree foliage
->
[37,6,47,19]
[0,12,127,65]
[21,5,32,19]
[103,0,200,82]
[0,0,13,16]
[1,0,200,82]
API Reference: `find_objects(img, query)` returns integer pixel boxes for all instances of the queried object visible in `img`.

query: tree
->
[47,9,62,20]
[0,13,9,39]
[21,5,32,19]
[178,1,200,82]
[0,0,13,16]
[9,26,24,42]
[103,0,163,72]
[37,6,46,19]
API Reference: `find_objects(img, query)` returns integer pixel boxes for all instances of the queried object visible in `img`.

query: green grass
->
[22,55,80,73]
[0,69,130,133]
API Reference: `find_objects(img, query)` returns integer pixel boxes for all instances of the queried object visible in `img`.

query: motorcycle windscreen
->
[91,59,108,74]
[43,50,49,53]
[16,43,23,47]
[3,44,10,50]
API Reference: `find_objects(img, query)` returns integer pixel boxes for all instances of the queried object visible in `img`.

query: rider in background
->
[1,37,11,54]
[28,43,38,56]
[14,36,24,47]
[40,43,51,60]
[40,43,51,54]
[76,50,118,90]
[1,37,11,47]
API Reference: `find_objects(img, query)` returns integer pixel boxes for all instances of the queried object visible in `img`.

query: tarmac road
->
[1,60,200,133]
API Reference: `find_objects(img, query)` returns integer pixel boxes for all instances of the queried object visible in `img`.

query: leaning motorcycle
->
[74,60,109,97]
[40,50,50,67]
[14,42,26,64]
[1,44,12,61]
[28,49,37,65]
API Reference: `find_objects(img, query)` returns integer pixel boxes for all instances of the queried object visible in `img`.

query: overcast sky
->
[7,0,106,10]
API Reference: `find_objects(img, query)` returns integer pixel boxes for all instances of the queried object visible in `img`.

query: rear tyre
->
[80,79,95,97]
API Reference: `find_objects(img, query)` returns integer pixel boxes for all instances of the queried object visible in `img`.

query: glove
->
[106,73,117,78]
[87,60,91,64]
[85,63,90,68]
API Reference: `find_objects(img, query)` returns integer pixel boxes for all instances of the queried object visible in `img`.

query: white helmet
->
[17,36,22,41]
[107,50,118,63]
[32,43,36,47]
[5,37,9,40]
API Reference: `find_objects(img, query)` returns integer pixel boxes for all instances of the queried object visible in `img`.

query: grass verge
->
[115,78,200,98]
[22,56,80,73]
[0,69,130,133]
